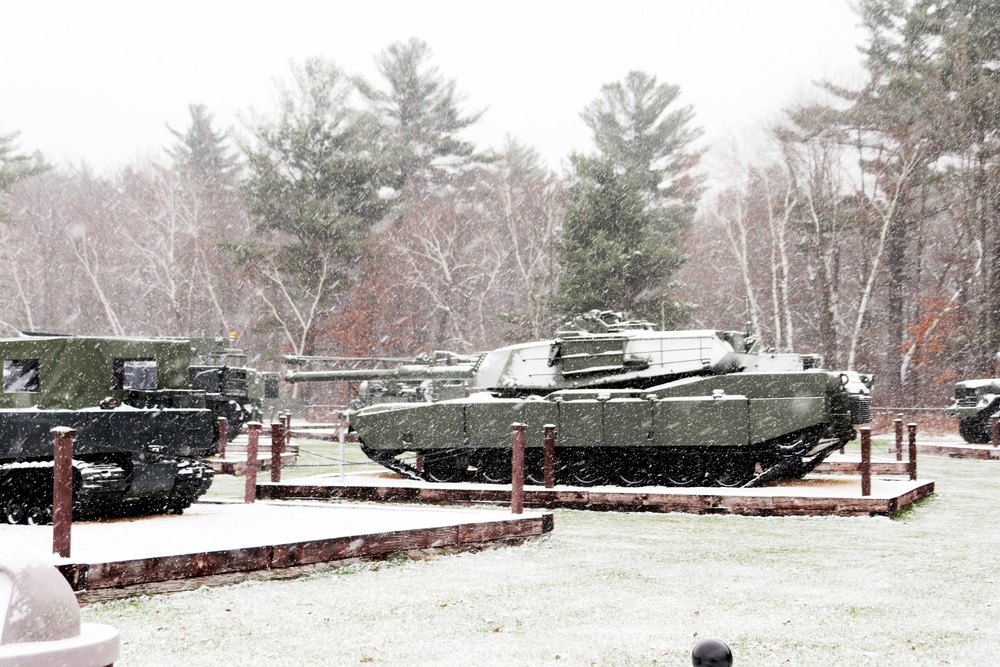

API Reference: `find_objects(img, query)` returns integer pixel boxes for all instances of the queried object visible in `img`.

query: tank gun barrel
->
[284,365,478,383]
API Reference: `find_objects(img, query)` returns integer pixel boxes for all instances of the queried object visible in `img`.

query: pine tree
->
[559,71,702,325]
[165,104,240,189]
[239,58,394,355]
[356,38,485,189]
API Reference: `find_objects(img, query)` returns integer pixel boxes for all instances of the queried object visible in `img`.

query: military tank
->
[0,335,217,524]
[944,364,1000,443]
[286,311,873,488]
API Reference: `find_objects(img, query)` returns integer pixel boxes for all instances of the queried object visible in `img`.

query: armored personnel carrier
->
[0,335,217,524]
[944,372,1000,443]
[287,312,873,488]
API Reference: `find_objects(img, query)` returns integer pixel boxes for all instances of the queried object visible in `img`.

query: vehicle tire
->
[959,418,991,444]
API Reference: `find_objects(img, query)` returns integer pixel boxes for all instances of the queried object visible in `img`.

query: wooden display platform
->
[0,501,552,602]
[257,472,934,518]
[916,438,1000,460]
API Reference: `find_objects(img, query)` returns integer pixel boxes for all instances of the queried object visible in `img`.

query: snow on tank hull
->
[352,370,868,488]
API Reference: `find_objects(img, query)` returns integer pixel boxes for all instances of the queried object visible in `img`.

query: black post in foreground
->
[908,423,918,481]
[691,638,733,666]
[511,422,526,515]
[51,426,76,559]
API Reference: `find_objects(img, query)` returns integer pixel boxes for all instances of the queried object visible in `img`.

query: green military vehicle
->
[286,311,873,488]
[188,336,280,440]
[944,374,1000,443]
[0,335,217,524]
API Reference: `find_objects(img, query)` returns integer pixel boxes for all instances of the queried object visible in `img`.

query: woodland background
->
[1,0,999,410]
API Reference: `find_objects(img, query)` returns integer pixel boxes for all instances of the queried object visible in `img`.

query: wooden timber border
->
[56,513,553,602]
[915,442,1000,460]
[257,478,934,518]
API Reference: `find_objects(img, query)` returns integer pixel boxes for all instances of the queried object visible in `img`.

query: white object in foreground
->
[0,551,119,667]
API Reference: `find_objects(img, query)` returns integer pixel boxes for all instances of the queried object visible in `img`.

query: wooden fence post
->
[908,423,918,481]
[271,420,284,483]
[245,422,261,503]
[894,417,903,461]
[217,417,228,459]
[860,427,871,497]
[51,427,76,558]
[992,414,999,449]
[511,423,525,514]
[543,424,556,489]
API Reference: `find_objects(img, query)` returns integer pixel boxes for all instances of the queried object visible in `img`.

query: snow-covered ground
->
[75,445,1000,666]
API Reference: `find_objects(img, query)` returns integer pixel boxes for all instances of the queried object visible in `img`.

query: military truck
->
[286,312,873,487]
[944,370,1000,443]
[0,335,217,524]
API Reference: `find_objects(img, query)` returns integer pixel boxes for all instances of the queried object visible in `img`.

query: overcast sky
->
[1,0,867,175]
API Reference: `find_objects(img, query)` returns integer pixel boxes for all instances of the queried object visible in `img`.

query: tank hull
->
[351,371,865,487]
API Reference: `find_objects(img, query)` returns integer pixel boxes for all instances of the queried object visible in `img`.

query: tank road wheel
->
[2,498,26,525]
[524,449,546,486]
[663,449,705,487]
[422,449,470,483]
[25,504,51,526]
[709,452,755,487]
[561,449,605,487]
[959,418,991,444]
[475,451,511,485]
[612,449,659,487]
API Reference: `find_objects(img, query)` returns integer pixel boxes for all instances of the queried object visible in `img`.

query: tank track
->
[359,428,846,488]
[165,456,215,513]
[0,456,213,524]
